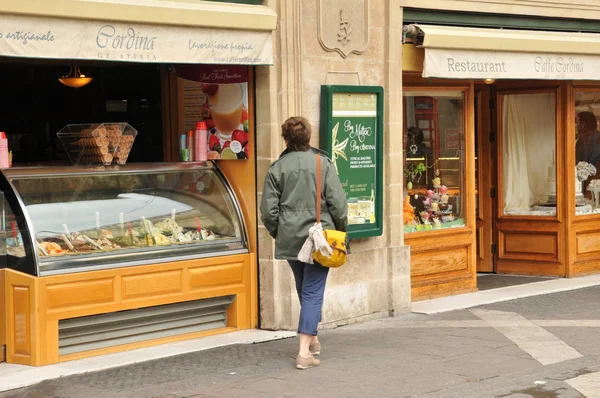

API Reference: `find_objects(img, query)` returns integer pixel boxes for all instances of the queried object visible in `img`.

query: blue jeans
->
[287,260,330,336]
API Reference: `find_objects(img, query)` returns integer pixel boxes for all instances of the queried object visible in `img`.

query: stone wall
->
[256,0,411,332]
[254,0,600,333]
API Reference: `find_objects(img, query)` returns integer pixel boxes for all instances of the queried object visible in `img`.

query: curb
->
[411,274,600,314]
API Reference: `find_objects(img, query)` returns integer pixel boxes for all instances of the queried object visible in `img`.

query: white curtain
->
[502,93,556,213]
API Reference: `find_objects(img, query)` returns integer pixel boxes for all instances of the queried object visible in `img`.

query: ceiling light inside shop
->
[59,65,93,88]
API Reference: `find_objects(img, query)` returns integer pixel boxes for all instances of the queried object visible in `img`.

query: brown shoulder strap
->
[315,153,321,224]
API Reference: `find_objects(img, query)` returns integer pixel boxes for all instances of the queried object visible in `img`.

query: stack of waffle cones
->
[72,124,135,165]
[75,126,113,164]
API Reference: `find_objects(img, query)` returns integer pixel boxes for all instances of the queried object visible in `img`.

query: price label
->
[230,140,243,154]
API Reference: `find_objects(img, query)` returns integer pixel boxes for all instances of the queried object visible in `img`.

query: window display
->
[574,91,600,215]
[501,92,558,216]
[403,90,466,232]
[0,163,247,276]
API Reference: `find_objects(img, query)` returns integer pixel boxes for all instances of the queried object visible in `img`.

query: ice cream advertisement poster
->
[320,86,384,238]
[177,65,249,160]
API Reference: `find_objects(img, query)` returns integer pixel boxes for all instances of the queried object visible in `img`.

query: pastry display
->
[0,164,246,280]
[538,157,594,208]
[32,215,223,257]
[404,173,465,232]
[39,241,67,255]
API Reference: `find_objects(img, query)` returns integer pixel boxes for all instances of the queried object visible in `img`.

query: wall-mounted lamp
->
[484,78,496,85]
[59,65,93,88]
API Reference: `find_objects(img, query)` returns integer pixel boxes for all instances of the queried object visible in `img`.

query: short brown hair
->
[281,116,311,151]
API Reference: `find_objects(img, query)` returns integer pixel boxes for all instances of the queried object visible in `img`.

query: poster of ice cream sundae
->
[177,65,249,160]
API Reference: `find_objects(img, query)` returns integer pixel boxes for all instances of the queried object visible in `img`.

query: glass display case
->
[57,123,138,166]
[0,162,247,276]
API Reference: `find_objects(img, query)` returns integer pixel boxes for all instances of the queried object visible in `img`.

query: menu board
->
[320,86,384,239]
[177,65,249,160]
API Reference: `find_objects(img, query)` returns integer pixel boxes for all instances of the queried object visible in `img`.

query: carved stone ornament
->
[318,0,369,58]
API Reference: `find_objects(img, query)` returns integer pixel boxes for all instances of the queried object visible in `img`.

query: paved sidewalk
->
[4,286,600,397]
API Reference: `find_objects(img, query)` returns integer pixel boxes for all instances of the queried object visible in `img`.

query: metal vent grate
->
[58,295,235,356]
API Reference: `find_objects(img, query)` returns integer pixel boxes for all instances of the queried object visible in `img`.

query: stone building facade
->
[255,0,600,331]
[255,0,411,331]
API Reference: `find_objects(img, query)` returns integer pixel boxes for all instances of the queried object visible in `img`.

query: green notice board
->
[320,85,384,239]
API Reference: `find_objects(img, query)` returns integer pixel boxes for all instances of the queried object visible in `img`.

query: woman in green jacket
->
[260,116,347,370]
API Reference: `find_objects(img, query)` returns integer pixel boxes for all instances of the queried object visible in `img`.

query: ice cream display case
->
[1,163,247,276]
[0,163,255,366]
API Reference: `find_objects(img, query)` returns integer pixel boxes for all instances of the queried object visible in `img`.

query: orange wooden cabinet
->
[0,162,258,366]
[3,253,255,366]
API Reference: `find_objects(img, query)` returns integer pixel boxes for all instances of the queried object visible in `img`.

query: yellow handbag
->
[313,154,348,268]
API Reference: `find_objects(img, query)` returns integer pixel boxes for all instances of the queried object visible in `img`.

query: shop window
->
[574,91,600,215]
[403,90,466,233]
[0,62,163,166]
[500,92,556,216]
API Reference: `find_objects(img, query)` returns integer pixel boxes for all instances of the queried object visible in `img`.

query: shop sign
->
[0,14,272,65]
[317,0,369,58]
[423,48,600,80]
[320,85,384,239]
[444,129,460,150]
[176,65,250,160]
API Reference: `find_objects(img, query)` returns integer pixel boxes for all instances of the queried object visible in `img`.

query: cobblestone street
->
[4,286,600,397]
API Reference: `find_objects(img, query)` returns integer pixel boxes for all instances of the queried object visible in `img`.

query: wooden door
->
[475,86,495,272]
[493,82,565,276]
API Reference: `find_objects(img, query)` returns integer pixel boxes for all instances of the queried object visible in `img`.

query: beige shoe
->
[296,354,320,370]
[309,342,321,356]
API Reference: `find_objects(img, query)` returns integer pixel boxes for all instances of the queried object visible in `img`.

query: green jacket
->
[260,147,348,260]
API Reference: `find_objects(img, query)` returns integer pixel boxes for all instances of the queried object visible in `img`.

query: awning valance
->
[411,24,600,80]
[0,12,273,65]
